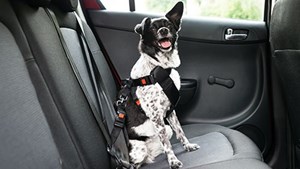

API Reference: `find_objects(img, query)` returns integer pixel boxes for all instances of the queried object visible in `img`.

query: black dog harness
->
[131,66,180,107]
[111,66,180,145]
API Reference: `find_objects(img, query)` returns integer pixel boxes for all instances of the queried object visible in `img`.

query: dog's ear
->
[134,17,151,35]
[166,1,184,31]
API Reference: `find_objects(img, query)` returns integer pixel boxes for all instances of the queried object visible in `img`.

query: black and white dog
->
[128,2,200,168]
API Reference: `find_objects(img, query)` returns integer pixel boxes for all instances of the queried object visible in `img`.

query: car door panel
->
[87,10,272,155]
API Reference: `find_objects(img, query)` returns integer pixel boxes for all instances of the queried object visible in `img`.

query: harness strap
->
[109,66,180,168]
[131,68,171,86]
[129,66,180,119]
[111,84,131,145]
[131,67,180,107]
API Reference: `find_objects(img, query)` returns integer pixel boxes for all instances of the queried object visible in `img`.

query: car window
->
[100,0,265,21]
[100,0,130,11]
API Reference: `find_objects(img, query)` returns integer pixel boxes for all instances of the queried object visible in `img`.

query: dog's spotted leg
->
[167,111,200,152]
[129,140,148,168]
[150,114,183,169]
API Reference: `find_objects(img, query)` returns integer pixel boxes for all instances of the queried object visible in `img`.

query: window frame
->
[98,0,273,22]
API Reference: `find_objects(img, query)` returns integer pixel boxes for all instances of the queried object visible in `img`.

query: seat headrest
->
[52,0,78,12]
[26,0,51,7]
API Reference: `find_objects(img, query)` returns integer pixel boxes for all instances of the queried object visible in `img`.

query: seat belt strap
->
[44,7,112,152]
[46,8,132,169]
[74,12,132,169]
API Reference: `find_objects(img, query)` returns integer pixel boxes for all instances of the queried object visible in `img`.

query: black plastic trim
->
[89,11,268,44]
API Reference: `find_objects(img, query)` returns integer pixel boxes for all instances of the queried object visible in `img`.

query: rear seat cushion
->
[188,159,272,169]
[142,124,265,168]
[176,124,262,159]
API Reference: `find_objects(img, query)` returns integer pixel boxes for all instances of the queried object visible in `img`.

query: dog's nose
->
[158,27,169,36]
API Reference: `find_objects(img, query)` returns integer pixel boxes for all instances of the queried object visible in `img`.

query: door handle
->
[208,76,235,88]
[225,28,248,41]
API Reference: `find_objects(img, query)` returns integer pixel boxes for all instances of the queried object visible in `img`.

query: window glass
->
[101,0,265,21]
[100,0,129,11]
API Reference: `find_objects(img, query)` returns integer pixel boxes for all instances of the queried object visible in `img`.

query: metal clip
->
[116,96,128,106]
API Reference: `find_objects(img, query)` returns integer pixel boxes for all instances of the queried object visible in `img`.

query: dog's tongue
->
[160,40,171,49]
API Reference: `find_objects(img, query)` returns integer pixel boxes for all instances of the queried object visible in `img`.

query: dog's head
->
[135,2,184,58]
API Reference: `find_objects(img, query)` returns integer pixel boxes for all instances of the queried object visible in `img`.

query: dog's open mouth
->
[158,38,172,49]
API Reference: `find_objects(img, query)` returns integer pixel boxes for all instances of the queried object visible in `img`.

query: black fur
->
[127,3,200,168]
[126,3,184,139]
[126,0,183,144]
[134,3,183,62]
[166,2,184,31]
[125,91,149,140]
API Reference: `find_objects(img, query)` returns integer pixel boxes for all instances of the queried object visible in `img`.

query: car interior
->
[0,0,297,168]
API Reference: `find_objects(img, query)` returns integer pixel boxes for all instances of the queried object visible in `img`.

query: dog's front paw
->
[184,143,200,152]
[169,158,183,169]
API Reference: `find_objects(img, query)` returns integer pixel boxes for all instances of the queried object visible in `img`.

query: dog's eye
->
[150,27,156,31]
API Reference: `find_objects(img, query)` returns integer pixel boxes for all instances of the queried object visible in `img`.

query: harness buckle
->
[114,109,126,128]
[139,74,155,86]
[148,74,155,84]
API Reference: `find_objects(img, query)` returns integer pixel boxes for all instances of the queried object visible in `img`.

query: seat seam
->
[218,131,236,156]
[25,57,35,62]
[218,131,263,160]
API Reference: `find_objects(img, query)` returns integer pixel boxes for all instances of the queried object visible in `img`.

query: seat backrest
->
[270,0,300,51]
[50,0,130,165]
[51,0,118,102]
[270,0,300,167]
[11,0,112,168]
[0,0,68,168]
[11,0,130,168]
[1,0,130,167]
